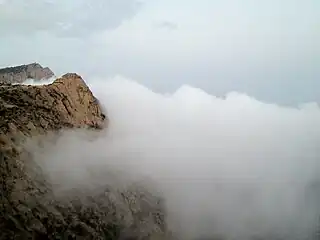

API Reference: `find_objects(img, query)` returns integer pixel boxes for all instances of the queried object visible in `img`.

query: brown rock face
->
[0,63,54,84]
[0,73,106,136]
[0,73,168,239]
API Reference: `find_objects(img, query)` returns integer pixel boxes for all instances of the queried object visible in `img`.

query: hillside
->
[0,72,168,239]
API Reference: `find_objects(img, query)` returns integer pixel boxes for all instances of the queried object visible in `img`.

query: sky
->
[4,2,320,238]
[0,0,319,105]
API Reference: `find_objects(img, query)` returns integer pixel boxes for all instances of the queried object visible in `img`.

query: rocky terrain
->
[0,72,168,239]
[0,63,54,84]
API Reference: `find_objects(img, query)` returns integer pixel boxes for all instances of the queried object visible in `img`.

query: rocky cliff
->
[0,63,54,84]
[0,73,168,239]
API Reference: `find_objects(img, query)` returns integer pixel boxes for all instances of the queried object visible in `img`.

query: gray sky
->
[0,0,319,105]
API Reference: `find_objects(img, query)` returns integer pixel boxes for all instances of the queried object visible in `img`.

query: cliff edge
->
[0,73,167,239]
[0,73,106,135]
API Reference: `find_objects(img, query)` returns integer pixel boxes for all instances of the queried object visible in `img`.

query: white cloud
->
[28,75,320,239]
[0,0,319,105]
[154,21,178,30]
[0,0,142,37]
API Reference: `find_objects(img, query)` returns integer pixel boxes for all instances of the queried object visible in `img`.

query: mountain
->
[0,63,55,84]
[0,71,168,239]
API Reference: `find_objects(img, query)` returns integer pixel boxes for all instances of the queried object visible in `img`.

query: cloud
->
[0,0,142,37]
[27,75,320,240]
[0,0,318,106]
[154,21,178,30]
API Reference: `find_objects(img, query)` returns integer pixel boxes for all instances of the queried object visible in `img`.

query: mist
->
[24,76,320,239]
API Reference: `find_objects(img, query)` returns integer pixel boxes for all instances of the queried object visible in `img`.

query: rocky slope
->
[0,73,168,239]
[0,63,54,84]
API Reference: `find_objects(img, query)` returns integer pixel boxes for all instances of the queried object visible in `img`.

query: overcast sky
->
[0,0,319,105]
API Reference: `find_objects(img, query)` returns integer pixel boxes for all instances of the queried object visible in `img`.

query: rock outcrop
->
[0,73,168,239]
[0,63,54,84]
[0,73,106,135]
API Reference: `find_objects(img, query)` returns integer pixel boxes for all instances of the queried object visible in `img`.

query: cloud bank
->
[26,76,320,239]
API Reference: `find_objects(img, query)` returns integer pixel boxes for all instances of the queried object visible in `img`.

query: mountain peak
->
[0,63,55,84]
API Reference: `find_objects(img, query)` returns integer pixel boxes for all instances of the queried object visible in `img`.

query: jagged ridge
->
[0,63,54,84]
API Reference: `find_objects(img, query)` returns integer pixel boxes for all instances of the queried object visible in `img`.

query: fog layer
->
[27,76,320,239]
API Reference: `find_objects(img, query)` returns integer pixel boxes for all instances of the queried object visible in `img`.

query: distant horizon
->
[1,61,319,108]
